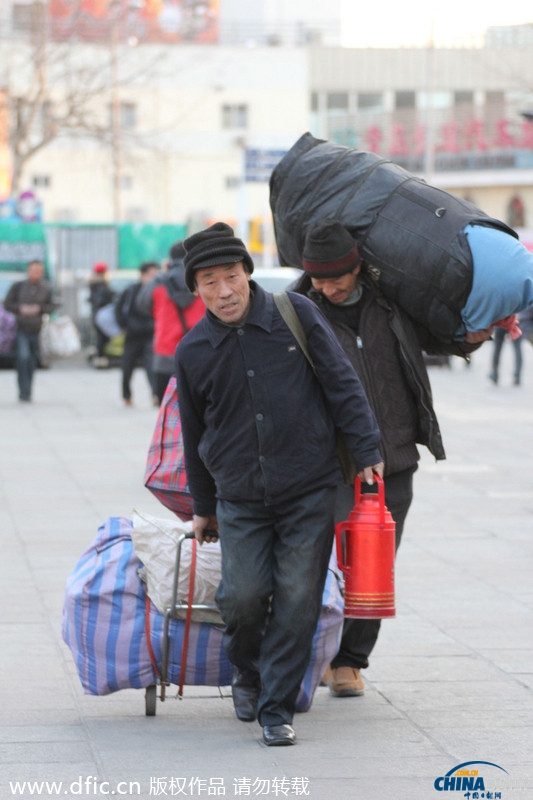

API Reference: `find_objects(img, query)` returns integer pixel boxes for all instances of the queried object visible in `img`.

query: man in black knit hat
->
[292,219,479,699]
[175,221,383,746]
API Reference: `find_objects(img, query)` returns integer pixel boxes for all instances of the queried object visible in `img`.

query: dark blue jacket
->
[175,282,381,516]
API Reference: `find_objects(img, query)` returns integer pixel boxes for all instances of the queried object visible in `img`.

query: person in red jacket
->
[137,241,205,404]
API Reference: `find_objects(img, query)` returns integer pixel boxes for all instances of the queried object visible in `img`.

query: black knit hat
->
[183,222,254,291]
[302,220,361,278]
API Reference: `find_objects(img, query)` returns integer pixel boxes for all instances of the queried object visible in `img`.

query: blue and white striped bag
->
[295,554,344,712]
[62,517,232,694]
[62,517,344,709]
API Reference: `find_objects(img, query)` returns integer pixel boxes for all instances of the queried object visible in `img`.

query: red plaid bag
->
[144,377,193,520]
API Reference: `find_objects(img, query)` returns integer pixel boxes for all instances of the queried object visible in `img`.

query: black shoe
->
[262,724,296,746]
[231,670,260,722]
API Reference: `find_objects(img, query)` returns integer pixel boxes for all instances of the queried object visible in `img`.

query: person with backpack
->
[88,262,116,367]
[115,261,160,407]
[136,241,205,404]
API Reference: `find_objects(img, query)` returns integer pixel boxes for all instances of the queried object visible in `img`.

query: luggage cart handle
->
[161,529,220,686]
[201,528,219,542]
[184,529,219,542]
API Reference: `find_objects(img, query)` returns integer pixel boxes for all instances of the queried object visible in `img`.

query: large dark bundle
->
[269,132,516,342]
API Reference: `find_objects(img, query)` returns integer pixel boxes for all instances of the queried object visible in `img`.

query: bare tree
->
[2,1,161,197]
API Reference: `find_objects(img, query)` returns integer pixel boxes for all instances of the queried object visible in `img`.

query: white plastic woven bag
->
[40,314,81,359]
[131,509,222,623]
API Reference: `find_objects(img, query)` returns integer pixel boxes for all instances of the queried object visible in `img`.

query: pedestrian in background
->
[88,262,115,367]
[292,220,479,698]
[175,222,383,746]
[4,260,54,403]
[115,261,160,407]
[137,241,205,404]
[489,326,524,386]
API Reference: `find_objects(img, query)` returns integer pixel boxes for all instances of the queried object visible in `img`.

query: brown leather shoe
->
[328,666,365,697]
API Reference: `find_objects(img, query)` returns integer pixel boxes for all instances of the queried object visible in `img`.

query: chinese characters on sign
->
[335,116,533,173]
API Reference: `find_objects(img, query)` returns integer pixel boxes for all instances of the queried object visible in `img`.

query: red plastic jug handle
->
[334,523,348,573]
[355,472,386,526]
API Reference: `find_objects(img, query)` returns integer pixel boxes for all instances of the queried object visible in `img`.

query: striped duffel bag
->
[62,516,344,711]
[61,516,232,695]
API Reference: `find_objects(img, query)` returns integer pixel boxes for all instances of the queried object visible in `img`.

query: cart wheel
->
[145,685,157,716]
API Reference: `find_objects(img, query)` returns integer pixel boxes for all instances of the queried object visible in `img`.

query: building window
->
[108,102,137,129]
[395,91,415,109]
[485,90,506,112]
[418,91,451,111]
[358,92,383,111]
[454,91,474,105]
[121,102,136,129]
[32,175,51,188]
[222,104,248,129]
[327,92,348,110]
[12,2,45,32]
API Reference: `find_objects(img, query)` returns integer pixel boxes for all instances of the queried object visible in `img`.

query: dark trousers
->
[121,335,155,400]
[215,486,336,726]
[94,326,109,358]
[332,466,417,671]
[491,327,523,383]
[15,331,40,401]
[154,371,172,405]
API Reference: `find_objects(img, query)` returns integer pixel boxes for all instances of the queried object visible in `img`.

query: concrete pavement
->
[0,342,532,800]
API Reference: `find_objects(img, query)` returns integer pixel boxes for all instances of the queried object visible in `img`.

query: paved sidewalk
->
[0,343,532,800]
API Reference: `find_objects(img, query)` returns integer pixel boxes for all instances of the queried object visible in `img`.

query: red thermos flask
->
[335,474,396,619]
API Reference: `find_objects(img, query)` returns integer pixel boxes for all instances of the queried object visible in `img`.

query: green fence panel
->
[0,222,188,274]
[117,224,187,269]
[0,222,47,271]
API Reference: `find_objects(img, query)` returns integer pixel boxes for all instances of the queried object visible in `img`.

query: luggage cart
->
[144,530,224,716]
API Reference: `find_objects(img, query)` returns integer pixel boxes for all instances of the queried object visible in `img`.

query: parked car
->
[107,269,140,295]
[252,266,302,292]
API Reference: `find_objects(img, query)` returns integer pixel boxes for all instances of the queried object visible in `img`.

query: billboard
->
[48,0,219,44]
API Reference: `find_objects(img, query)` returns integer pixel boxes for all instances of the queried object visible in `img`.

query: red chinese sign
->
[362,117,533,157]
